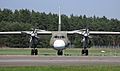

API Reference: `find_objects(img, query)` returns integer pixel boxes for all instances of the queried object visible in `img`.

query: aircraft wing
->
[89,31,120,35]
[75,31,120,35]
[37,31,52,35]
[67,30,120,35]
[0,31,52,35]
[22,31,52,35]
[67,30,81,34]
[0,31,21,35]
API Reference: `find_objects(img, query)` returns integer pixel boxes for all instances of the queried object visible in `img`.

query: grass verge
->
[0,65,120,71]
[0,48,120,56]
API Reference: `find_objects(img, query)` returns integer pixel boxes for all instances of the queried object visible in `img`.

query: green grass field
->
[0,65,120,71]
[0,47,120,56]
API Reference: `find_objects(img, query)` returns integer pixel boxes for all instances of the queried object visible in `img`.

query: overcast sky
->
[0,0,120,19]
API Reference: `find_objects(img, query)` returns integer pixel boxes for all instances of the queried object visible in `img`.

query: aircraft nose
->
[53,40,65,48]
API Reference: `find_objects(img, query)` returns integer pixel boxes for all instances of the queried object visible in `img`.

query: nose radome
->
[53,40,65,48]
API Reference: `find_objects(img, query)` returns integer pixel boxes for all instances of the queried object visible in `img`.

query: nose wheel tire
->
[31,49,38,55]
[81,49,88,56]
[31,49,34,55]
[57,50,63,56]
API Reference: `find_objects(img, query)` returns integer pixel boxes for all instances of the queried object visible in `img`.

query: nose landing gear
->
[57,50,63,56]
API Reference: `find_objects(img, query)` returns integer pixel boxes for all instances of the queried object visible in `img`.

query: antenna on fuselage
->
[58,6,61,31]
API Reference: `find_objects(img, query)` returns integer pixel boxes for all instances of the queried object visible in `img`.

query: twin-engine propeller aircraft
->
[0,8,120,56]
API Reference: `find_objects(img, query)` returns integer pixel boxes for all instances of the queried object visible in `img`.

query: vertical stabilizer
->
[58,6,61,31]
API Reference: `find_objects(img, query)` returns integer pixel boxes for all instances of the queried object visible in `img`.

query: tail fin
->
[58,6,61,31]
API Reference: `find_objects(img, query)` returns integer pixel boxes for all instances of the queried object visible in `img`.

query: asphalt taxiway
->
[0,55,120,66]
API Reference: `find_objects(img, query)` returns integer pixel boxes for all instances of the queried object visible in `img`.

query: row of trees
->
[0,8,120,48]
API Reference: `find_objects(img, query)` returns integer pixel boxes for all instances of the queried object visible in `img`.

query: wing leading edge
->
[89,31,120,35]
[0,30,120,35]
[0,31,21,35]
[71,31,120,35]
[0,31,52,35]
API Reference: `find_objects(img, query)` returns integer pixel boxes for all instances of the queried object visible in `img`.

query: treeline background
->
[0,8,120,48]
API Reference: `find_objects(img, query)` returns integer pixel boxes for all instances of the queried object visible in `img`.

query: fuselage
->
[50,31,70,50]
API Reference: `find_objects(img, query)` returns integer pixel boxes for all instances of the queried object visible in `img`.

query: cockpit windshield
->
[54,36,65,39]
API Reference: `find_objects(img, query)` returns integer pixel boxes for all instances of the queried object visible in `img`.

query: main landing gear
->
[31,48,38,55]
[57,50,63,56]
[81,48,88,56]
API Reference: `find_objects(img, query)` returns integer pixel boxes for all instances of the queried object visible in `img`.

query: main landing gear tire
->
[31,49,38,55]
[57,50,63,56]
[81,49,88,56]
